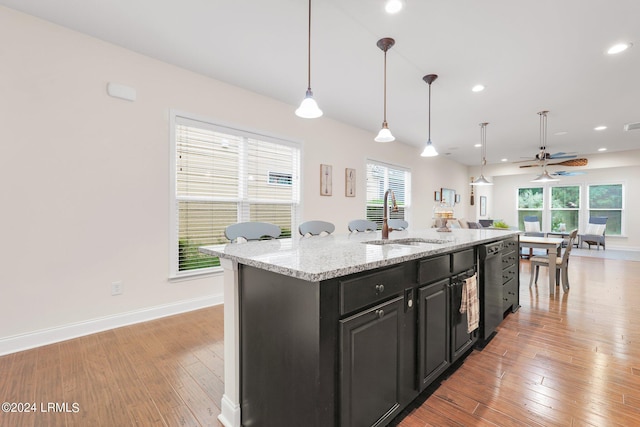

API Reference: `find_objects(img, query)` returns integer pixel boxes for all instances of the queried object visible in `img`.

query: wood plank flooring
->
[1,255,640,426]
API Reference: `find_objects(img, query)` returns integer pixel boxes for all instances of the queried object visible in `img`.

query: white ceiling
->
[2,0,639,165]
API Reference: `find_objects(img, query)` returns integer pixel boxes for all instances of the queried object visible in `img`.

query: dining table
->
[519,235,565,295]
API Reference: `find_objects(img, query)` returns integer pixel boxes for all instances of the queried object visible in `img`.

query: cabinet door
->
[340,297,403,427]
[450,278,476,362]
[417,279,450,391]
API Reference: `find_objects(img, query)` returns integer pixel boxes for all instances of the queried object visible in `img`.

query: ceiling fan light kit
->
[531,111,561,182]
[531,169,559,182]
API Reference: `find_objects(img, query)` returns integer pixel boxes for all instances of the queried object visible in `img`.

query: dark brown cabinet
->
[340,296,404,427]
[501,236,520,312]
[417,250,477,392]
[237,238,516,427]
[450,272,477,362]
[417,278,449,390]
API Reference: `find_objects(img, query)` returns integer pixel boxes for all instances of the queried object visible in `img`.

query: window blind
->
[171,114,300,277]
[365,160,410,228]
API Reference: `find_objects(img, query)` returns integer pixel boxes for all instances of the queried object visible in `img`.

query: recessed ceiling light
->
[384,0,404,14]
[472,84,485,92]
[501,158,508,162]
[594,126,607,131]
[607,42,632,55]
[598,147,607,152]
[474,143,482,148]
[554,131,568,136]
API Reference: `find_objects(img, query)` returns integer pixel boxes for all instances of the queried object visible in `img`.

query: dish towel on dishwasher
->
[460,273,479,333]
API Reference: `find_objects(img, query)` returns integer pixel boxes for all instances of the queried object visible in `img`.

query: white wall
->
[0,7,470,353]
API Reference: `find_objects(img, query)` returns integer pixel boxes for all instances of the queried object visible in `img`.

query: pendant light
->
[295,0,323,119]
[421,74,439,157]
[531,111,559,182]
[471,122,493,185]
[374,38,396,143]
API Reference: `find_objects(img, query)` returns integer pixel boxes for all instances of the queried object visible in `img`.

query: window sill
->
[169,267,223,283]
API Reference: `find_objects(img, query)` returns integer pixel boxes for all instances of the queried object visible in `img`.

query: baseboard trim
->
[218,394,242,427]
[0,295,223,356]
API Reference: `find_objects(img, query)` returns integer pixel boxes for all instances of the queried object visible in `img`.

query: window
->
[517,187,543,230]
[588,184,623,235]
[170,113,300,277]
[550,186,580,232]
[366,160,411,228]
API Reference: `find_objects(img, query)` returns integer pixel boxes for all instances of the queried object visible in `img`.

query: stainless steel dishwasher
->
[479,241,504,344]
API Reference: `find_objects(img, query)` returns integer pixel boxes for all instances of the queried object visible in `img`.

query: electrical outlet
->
[111,281,123,296]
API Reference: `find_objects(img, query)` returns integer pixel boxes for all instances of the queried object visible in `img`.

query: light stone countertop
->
[199,228,520,282]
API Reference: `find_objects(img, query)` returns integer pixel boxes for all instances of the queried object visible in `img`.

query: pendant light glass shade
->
[471,122,493,186]
[472,175,492,185]
[421,141,438,157]
[375,123,394,142]
[420,74,439,157]
[374,38,395,142]
[296,0,322,119]
[296,89,322,118]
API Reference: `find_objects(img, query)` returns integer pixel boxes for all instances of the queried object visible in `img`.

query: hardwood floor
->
[0,308,225,427]
[1,255,640,426]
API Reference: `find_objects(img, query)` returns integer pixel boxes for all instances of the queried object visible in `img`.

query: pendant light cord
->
[383,49,388,123]
[306,0,312,91]
[428,83,432,141]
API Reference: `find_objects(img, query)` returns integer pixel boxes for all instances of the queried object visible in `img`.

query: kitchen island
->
[200,228,520,427]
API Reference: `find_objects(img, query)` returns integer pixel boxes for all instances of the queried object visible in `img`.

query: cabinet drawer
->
[452,249,475,274]
[501,264,517,284]
[503,277,517,310]
[503,237,518,252]
[418,255,450,285]
[501,250,518,268]
[340,265,406,315]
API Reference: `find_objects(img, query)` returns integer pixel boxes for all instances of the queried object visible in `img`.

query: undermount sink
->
[364,238,449,246]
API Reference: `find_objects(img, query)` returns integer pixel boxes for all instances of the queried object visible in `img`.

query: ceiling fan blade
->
[519,163,542,168]
[549,154,578,159]
[548,158,588,167]
[552,170,587,176]
[519,158,588,168]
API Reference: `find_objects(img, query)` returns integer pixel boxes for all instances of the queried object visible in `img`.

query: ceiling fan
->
[519,158,588,168]
[514,148,577,163]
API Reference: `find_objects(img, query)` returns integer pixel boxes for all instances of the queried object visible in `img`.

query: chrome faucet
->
[382,189,399,239]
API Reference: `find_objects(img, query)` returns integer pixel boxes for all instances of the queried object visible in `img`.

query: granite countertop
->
[199,228,520,282]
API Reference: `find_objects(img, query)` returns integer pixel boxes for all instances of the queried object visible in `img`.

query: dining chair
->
[521,215,544,258]
[348,219,377,232]
[299,220,335,236]
[224,222,281,242]
[529,229,578,292]
[387,219,408,230]
[579,216,607,250]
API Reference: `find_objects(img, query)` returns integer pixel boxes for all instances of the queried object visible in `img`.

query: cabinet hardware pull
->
[375,284,385,293]
[376,309,384,318]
